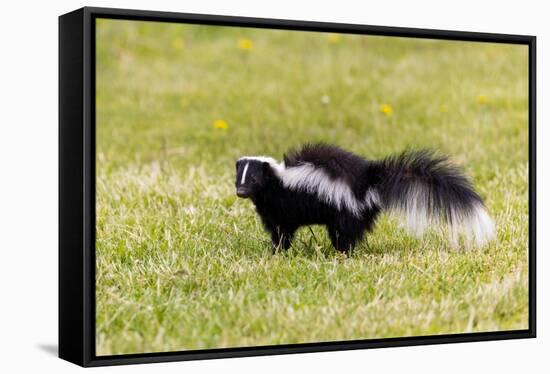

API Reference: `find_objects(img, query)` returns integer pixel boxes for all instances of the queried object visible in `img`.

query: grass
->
[95,18,530,355]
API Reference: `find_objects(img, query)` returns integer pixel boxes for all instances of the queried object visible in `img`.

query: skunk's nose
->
[236,187,249,198]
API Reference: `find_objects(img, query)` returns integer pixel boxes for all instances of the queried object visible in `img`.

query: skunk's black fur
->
[236,143,494,253]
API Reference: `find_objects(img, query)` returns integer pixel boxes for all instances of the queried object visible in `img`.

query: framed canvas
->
[59,6,536,367]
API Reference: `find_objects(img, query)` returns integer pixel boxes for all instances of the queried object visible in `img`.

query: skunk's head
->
[235,157,278,199]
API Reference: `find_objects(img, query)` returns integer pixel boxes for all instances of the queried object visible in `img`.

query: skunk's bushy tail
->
[377,150,495,247]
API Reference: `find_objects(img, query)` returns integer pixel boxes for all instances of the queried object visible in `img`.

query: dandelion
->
[212,119,229,130]
[439,104,449,113]
[172,37,184,50]
[380,103,393,116]
[327,34,342,44]
[476,95,487,104]
[238,38,253,51]
[321,95,331,105]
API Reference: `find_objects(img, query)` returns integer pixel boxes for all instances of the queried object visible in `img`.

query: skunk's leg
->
[327,227,357,254]
[269,225,296,252]
[361,208,380,251]
[260,219,285,253]
[279,229,295,250]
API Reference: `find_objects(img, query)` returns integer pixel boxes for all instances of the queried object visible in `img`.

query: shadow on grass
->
[245,223,455,261]
[286,232,422,259]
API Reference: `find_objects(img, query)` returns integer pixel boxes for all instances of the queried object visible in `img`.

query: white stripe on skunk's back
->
[274,162,380,217]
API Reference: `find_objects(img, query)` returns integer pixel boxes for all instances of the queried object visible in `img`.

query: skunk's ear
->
[235,160,241,170]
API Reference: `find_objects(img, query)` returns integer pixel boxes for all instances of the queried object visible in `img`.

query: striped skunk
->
[235,143,495,253]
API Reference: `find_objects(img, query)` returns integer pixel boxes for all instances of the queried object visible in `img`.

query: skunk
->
[235,143,495,253]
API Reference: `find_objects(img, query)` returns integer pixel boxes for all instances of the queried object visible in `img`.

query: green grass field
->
[95,19,529,355]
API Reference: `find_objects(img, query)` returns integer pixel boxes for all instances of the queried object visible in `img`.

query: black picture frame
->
[59,6,537,367]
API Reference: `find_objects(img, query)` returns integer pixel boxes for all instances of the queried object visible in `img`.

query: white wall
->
[0,0,546,372]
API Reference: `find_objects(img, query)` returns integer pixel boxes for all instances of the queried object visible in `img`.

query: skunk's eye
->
[251,177,258,185]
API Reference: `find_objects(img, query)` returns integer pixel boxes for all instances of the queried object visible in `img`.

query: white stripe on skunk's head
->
[235,156,283,199]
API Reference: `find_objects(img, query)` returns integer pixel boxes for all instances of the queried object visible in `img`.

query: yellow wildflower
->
[212,119,229,130]
[172,37,184,50]
[238,39,253,51]
[380,104,393,116]
[476,95,487,104]
[327,34,342,44]
[439,104,449,113]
